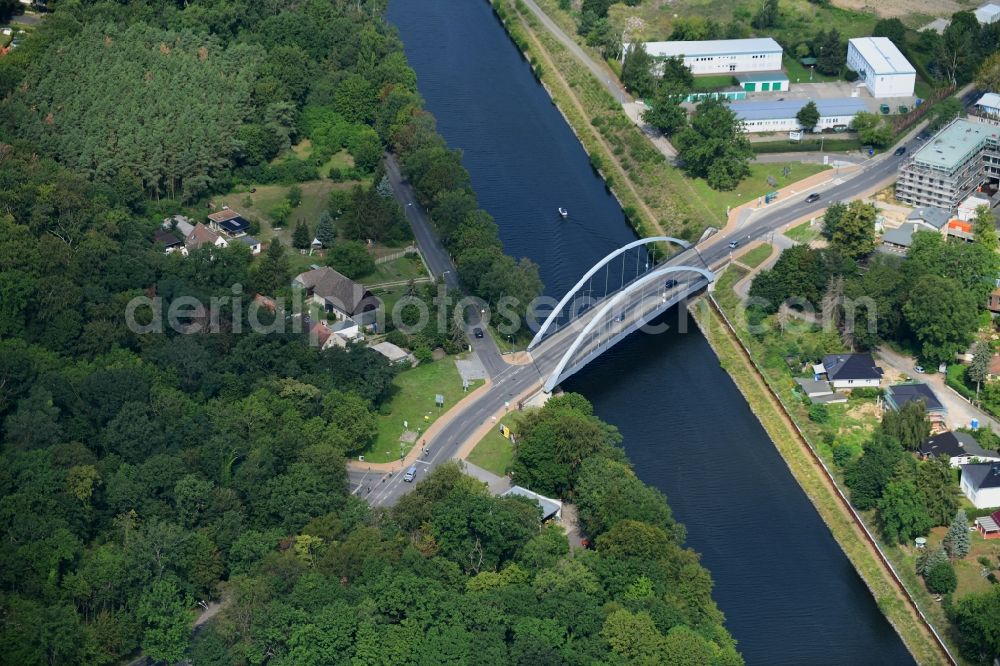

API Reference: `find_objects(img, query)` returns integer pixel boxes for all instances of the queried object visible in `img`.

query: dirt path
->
[693,299,954,666]
[511,4,666,236]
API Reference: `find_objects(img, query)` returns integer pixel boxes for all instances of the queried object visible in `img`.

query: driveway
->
[876,346,999,432]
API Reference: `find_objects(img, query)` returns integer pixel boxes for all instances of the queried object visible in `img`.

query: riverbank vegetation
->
[707,213,1000,661]
[506,393,745,664]
[692,284,954,665]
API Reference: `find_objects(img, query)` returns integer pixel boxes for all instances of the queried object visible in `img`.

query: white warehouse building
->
[730,98,869,133]
[846,37,915,98]
[640,38,783,75]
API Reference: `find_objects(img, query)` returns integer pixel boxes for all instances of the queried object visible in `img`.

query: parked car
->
[894,146,907,156]
[804,193,821,203]
[403,466,417,482]
[914,365,925,374]
[473,327,484,339]
[727,240,740,249]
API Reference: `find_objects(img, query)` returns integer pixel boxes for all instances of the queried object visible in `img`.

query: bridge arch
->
[542,264,714,393]
[528,236,692,350]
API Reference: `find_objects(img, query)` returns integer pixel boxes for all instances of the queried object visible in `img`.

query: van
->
[403,466,417,482]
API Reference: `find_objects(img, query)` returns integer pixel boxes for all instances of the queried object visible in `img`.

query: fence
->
[375,245,419,264]
[702,291,958,666]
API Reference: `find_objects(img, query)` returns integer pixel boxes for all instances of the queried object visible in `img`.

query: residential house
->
[153,229,186,255]
[988,281,1000,315]
[918,431,1000,468]
[885,383,946,429]
[208,209,251,238]
[301,315,339,351]
[292,266,378,323]
[974,509,1000,539]
[185,222,228,252]
[959,461,1000,508]
[501,485,563,521]
[907,206,951,232]
[817,353,883,389]
[234,235,262,255]
[880,223,924,253]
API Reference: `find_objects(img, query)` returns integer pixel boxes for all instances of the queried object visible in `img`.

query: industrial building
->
[640,38,783,75]
[846,37,915,98]
[729,98,868,133]
[895,118,1000,209]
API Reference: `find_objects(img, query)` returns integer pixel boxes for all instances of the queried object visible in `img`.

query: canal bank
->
[387,1,914,663]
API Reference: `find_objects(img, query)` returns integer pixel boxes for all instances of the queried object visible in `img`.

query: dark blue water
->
[387,2,914,664]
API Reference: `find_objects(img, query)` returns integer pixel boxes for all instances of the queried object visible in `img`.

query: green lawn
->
[786,220,822,244]
[783,56,840,85]
[738,243,772,269]
[467,427,515,476]
[692,74,736,91]
[753,138,864,154]
[363,253,429,287]
[364,358,483,463]
[689,162,829,220]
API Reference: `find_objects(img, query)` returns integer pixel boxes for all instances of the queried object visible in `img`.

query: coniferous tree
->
[316,212,337,248]
[943,509,971,560]
[293,221,312,249]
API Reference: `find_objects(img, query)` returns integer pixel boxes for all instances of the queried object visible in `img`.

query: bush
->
[413,346,433,364]
[808,403,830,424]
[850,387,881,400]
[287,185,303,207]
[844,70,859,82]
[385,330,409,349]
[925,561,957,595]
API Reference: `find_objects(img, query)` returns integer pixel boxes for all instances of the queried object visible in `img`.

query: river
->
[387,2,913,664]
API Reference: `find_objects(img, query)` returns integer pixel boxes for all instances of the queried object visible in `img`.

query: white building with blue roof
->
[640,38,782,76]
[729,98,869,133]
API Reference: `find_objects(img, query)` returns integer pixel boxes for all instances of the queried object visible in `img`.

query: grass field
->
[689,162,829,220]
[365,358,484,463]
[467,427,516,476]
[783,56,840,85]
[693,74,737,91]
[786,219,823,244]
[738,243,773,268]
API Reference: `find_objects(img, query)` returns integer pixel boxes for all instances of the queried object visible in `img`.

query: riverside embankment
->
[388,1,915,663]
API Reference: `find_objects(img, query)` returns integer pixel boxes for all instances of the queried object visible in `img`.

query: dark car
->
[664,279,678,289]
[916,132,929,141]
[804,193,821,203]
[894,146,907,156]
[473,327,484,339]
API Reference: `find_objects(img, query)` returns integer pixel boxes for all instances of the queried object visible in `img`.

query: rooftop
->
[820,353,883,381]
[735,71,789,83]
[641,37,782,59]
[848,37,915,76]
[153,229,182,246]
[293,266,377,316]
[975,3,1000,23]
[207,208,243,224]
[961,461,1000,490]
[907,206,951,230]
[729,98,868,122]
[887,383,945,413]
[881,223,920,248]
[919,431,997,460]
[502,485,562,521]
[911,119,996,172]
[975,92,1000,110]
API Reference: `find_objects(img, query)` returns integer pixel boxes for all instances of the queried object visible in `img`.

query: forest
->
[0,1,735,664]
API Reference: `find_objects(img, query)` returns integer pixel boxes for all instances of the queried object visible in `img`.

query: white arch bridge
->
[527,237,715,393]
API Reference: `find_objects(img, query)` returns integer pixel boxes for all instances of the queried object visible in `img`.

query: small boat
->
[558,207,568,218]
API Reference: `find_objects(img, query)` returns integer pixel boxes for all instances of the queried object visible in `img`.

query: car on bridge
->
[664,279,678,289]
[804,193,821,204]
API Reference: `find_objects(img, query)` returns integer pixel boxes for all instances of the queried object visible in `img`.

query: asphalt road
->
[384,154,507,379]
[518,0,629,104]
